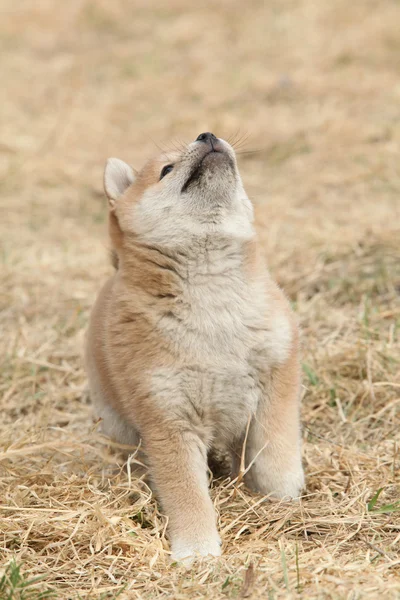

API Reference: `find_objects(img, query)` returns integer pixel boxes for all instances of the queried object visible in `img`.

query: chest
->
[147,247,292,438]
[159,258,268,367]
[151,363,261,441]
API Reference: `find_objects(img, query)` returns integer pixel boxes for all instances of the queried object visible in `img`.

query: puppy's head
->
[104,133,254,250]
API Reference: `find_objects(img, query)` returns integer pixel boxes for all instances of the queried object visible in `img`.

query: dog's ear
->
[104,158,135,207]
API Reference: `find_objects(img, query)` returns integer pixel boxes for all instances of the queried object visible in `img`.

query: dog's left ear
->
[104,158,136,207]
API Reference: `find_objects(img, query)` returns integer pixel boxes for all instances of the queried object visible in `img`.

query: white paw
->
[270,465,305,500]
[250,462,305,500]
[171,533,222,566]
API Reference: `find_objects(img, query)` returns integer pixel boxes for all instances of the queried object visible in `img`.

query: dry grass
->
[1,0,400,597]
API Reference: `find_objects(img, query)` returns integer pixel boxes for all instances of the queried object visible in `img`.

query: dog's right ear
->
[104,158,135,208]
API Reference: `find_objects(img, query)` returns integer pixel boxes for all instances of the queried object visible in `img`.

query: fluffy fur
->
[85,134,304,564]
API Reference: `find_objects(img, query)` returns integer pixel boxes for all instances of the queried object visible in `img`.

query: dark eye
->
[160,164,174,180]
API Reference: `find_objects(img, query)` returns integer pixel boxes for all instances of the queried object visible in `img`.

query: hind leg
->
[86,358,139,446]
[96,401,140,447]
[244,348,304,499]
[92,392,150,482]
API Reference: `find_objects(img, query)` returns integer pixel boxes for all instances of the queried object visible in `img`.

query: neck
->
[115,232,257,294]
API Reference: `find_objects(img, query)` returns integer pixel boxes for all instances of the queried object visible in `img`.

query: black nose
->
[196,132,217,143]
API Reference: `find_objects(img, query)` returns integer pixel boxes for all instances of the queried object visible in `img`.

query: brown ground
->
[1,0,399,598]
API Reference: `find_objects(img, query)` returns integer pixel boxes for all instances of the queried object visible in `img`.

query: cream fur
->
[85,134,304,565]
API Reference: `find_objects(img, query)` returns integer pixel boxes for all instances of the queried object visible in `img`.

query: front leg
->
[140,418,221,564]
[244,345,305,499]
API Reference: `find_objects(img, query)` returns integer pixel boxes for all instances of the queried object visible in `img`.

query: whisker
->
[167,141,181,153]
[225,128,241,146]
[228,128,245,148]
[227,127,249,147]
[235,149,262,155]
[149,138,177,162]
[175,137,189,148]
[170,138,188,153]
[231,132,251,150]
[149,136,166,154]
[224,131,233,144]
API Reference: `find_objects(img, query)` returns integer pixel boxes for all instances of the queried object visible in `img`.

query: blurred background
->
[1,1,399,597]
[2,0,400,257]
[2,0,399,325]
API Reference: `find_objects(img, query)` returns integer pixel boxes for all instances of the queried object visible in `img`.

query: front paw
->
[248,461,305,500]
[171,532,222,566]
[268,465,305,500]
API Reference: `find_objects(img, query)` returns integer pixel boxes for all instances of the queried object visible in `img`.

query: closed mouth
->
[181,149,231,193]
[181,150,215,193]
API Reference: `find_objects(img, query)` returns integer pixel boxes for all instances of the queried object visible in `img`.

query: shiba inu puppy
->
[85,132,304,564]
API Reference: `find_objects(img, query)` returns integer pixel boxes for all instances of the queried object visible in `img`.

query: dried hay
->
[1,0,399,597]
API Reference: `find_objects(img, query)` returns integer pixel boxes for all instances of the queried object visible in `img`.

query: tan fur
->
[85,134,304,564]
